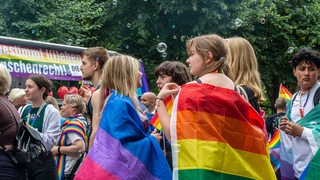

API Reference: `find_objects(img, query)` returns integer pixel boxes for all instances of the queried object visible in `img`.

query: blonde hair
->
[8,88,26,102]
[0,64,12,95]
[226,37,265,101]
[63,94,87,114]
[187,34,230,78]
[45,96,59,110]
[100,55,140,109]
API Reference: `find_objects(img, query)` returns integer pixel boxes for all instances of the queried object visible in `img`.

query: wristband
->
[58,146,61,155]
[156,97,164,101]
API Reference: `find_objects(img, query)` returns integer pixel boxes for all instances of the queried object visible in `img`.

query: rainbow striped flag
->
[149,95,173,130]
[75,91,172,180]
[269,129,281,171]
[55,115,87,180]
[279,84,293,104]
[171,83,276,179]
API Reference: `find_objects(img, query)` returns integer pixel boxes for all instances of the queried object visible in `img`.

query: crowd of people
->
[0,33,319,180]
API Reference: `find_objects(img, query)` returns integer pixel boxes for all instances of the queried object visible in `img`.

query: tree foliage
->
[1,0,320,113]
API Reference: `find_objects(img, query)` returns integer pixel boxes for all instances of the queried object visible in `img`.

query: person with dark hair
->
[0,64,25,179]
[266,97,287,139]
[18,74,60,179]
[79,47,109,150]
[154,61,192,90]
[280,48,320,179]
[153,60,192,170]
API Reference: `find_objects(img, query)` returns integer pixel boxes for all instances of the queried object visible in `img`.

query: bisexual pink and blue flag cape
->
[75,91,172,180]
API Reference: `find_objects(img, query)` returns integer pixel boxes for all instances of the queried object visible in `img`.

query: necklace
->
[27,103,46,126]
[299,91,310,118]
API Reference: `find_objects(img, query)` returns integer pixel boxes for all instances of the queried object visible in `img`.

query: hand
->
[280,116,303,137]
[150,129,162,143]
[157,83,179,100]
[79,85,92,105]
[279,116,289,131]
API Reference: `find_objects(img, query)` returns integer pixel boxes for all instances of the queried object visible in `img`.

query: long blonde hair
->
[100,55,141,109]
[187,34,230,78]
[226,37,265,101]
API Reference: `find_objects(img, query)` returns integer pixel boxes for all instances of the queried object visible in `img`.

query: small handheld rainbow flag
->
[269,129,280,149]
[279,84,293,104]
[149,95,174,131]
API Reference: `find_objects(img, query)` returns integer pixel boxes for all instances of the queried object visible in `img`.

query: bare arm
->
[156,83,180,143]
[51,139,85,156]
[88,90,101,150]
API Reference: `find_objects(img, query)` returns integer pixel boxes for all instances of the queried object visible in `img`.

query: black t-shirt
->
[266,112,286,138]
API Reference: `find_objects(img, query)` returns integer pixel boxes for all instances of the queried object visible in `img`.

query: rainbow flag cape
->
[171,83,276,179]
[75,91,172,180]
[150,95,173,130]
[280,103,320,179]
[55,115,87,180]
[279,84,293,104]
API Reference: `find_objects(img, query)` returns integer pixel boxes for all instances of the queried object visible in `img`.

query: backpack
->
[236,85,261,114]
[291,86,320,107]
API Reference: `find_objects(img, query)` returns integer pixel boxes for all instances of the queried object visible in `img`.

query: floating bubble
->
[156,35,160,38]
[125,45,129,49]
[157,42,167,53]
[235,18,243,28]
[173,35,177,40]
[172,25,176,29]
[161,52,167,58]
[112,0,117,5]
[138,14,142,19]
[287,46,294,54]
[127,23,131,28]
[180,35,186,42]
[260,18,266,24]
[32,29,36,34]
[75,39,81,45]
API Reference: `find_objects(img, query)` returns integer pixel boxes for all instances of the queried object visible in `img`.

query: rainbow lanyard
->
[299,91,310,118]
[27,103,46,126]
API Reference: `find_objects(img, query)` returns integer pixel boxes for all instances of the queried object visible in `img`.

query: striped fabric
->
[150,95,174,130]
[170,83,276,180]
[75,91,172,180]
[281,103,320,179]
[55,114,87,180]
[279,84,293,104]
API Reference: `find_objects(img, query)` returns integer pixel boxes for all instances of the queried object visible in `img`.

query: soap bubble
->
[161,52,167,58]
[112,0,117,5]
[157,42,167,53]
[287,46,294,54]
[235,18,243,28]
[127,23,131,28]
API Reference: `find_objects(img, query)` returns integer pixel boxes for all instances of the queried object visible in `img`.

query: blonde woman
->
[226,37,265,114]
[51,94,87,180]
[75,55,171,180]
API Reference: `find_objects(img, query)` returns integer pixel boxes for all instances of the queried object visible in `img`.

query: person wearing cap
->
[8,88,28,109]
[280,48,320,179]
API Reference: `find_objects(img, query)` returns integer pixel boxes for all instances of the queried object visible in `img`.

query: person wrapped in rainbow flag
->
[157,34,276,179]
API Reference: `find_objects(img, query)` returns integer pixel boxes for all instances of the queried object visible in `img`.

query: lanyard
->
[27,103,46,126]
[299,91,310,118]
